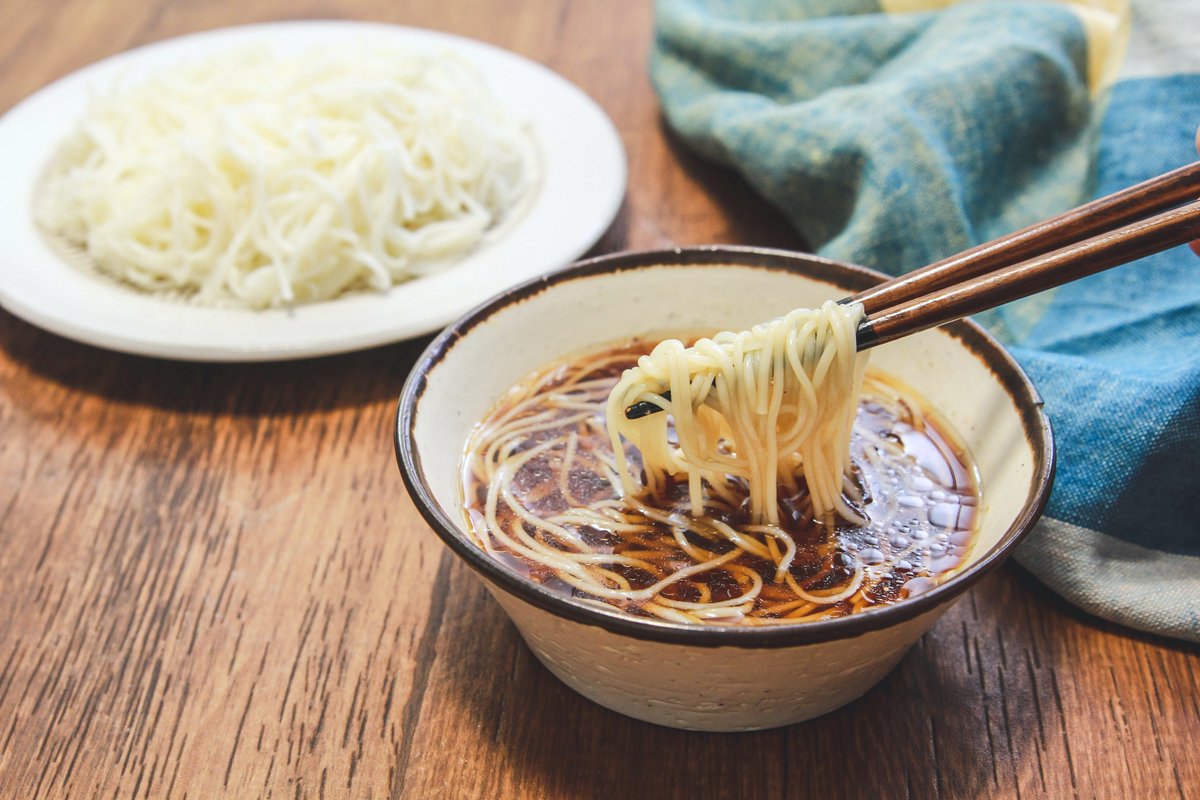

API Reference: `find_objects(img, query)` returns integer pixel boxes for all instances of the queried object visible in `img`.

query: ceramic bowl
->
[395,247,1054,732]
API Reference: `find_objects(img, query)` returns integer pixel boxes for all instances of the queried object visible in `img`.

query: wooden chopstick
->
[856,195,1200,349]
[623,163,1200,420]
[848,160,1200,316]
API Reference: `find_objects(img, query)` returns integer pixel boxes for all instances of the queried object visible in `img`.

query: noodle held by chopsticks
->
[606,301,868,525]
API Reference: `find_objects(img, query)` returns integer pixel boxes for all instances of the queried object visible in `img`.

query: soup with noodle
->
[460,307,979,626]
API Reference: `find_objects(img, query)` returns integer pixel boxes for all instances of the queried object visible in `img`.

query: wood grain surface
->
[0,1,1196,798]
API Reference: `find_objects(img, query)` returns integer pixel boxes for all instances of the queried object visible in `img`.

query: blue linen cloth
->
[651,0,1200,642]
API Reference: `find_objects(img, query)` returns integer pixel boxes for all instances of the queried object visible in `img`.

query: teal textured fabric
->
[652,0,1200,642]
[653,0,1095,273]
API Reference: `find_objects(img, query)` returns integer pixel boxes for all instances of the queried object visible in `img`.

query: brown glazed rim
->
[394,246,1056,648]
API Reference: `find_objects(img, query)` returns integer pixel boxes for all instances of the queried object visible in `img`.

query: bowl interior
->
[401,254,1050,639]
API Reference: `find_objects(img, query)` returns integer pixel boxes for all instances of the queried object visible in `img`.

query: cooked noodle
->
[35,45,537,307]
[462,336,979,626]
[606,301,868,525]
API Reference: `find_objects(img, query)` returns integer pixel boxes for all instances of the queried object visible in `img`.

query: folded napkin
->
[651,0,1200,642]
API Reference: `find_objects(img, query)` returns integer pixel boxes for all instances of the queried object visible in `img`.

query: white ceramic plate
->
[0,20,626,361]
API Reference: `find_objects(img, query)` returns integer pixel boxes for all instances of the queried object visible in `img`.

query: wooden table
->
[1,1,1196,797]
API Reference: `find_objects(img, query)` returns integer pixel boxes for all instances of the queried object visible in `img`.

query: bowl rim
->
[395,245,1055,648]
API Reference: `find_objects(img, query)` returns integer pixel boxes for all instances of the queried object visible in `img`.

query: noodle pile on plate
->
[35,45,537,308]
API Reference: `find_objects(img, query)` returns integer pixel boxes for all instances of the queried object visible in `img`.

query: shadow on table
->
[1006,561,1200,655]
[403,562,1035,799]
[0,306,433,415]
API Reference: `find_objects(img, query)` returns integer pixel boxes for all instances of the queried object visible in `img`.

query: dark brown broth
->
[461,339,980,624]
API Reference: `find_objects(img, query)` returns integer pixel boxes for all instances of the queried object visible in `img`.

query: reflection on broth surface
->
[461,338,979,625]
